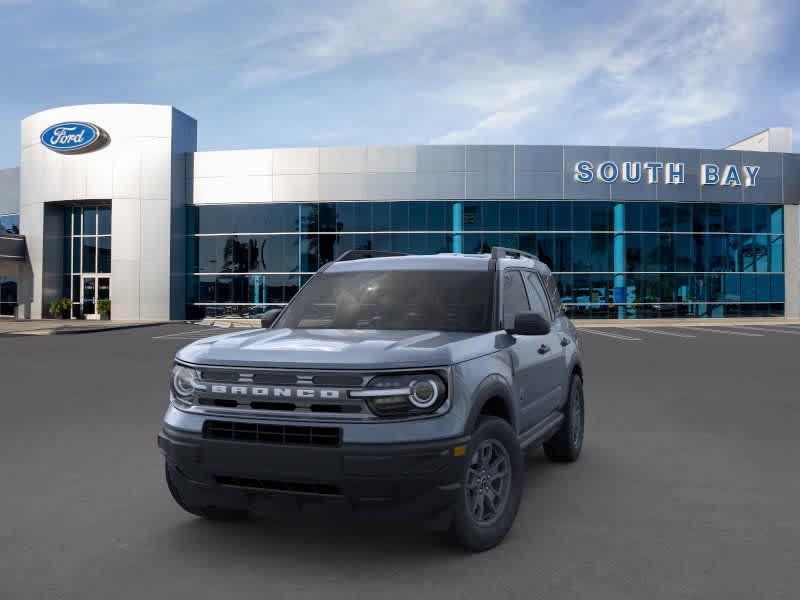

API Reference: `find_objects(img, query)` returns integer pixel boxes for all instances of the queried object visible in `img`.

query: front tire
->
[165,464,250,521]
[543,374,584,462]
[449,416,523,552]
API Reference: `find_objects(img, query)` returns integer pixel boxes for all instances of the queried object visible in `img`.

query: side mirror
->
[507,312,551,336]
[259,308,282,328]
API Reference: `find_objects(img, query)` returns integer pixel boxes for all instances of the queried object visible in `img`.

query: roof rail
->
[490,246,538,261]
[335,249,409,262]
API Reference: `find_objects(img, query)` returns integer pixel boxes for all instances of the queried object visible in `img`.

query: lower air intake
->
[202,420,342,447]
[215,476,341,496]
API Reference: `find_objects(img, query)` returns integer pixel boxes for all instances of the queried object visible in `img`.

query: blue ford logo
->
[40,122,110,154]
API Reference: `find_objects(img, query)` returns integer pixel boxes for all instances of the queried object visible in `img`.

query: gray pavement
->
[1,323,798,599]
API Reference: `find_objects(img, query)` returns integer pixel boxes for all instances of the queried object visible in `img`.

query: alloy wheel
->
[465,439,512,526]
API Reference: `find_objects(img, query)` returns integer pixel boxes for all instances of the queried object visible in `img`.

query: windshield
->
[275,269,494,332]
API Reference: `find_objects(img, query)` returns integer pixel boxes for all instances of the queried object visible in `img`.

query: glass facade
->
[1,215,21,316]
[63,206,111,318]
[0,213,19,234]
[187,200,785,319]
[0,275,16,316]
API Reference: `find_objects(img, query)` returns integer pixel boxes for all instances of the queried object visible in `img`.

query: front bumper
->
[158,423,469,520]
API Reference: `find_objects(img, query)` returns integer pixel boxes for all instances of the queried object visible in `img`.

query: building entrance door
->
[81,276,96,316]
[64,205,112,319]
[79,275,110,318]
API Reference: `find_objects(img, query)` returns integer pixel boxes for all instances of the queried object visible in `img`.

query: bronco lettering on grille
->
[206,384,342,400]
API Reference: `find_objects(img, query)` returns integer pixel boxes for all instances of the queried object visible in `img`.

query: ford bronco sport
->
[159,247,584,551]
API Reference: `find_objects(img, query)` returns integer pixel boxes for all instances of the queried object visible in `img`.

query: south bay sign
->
[574,160,760,187]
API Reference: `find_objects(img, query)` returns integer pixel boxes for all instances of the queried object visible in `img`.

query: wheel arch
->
[570,360,583,380]
[465,374,517,434]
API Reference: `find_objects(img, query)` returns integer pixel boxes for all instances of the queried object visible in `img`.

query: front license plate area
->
[202,440,343,481]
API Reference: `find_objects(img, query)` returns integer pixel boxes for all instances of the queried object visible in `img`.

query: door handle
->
[561,337,570,347]
[537,344,551,355]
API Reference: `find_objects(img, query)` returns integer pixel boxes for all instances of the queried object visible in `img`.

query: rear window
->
[542,272,562,314]
[275,269,495,332]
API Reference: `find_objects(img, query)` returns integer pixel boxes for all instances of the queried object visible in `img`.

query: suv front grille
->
[195,367,370,418]
[203,420,342,447]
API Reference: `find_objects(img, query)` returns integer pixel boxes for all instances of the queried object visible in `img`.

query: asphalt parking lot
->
[1,322,799,599]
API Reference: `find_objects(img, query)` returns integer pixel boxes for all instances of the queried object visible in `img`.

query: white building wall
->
[726,127,793,153]
[19,104,196,319]
[190,146,472,204]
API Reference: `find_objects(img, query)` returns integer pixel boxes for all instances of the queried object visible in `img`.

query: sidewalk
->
[0,319,169,335]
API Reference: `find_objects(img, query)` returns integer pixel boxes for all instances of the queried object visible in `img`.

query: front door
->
[64,205,112,319]
[502,270,564,433]
[81,276,96,316]
[522,270,565,419]
[512,329,563,433]
[79,276,110,317]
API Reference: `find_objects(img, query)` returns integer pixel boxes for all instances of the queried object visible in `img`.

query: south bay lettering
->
[574,161,760,187]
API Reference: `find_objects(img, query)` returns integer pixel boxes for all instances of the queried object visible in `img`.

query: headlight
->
[170,364,202,408]
[351,373,448,417]
[409,379,441,408]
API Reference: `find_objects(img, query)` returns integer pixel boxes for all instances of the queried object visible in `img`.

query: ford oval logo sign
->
[40,122,110,154]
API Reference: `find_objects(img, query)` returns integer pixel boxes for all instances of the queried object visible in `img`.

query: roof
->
[326,252,540,273]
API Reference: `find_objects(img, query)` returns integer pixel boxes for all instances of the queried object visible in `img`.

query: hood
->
[175,328,496,370]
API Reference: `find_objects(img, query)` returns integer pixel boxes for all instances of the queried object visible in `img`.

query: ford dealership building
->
[0,104,798,321]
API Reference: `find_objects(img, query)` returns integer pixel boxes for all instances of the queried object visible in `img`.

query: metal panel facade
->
[191,144,800,205]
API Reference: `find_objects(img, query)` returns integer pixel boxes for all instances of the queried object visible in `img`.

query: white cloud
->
[428,0,778,144]
[599,0,776,130]
[237,0,520,87]
[430,106,536,143]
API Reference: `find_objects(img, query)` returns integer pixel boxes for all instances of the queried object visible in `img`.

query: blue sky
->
[0,0,798,167]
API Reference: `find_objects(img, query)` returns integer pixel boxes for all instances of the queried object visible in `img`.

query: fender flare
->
[465,373,516,434]
[568,357,584,382]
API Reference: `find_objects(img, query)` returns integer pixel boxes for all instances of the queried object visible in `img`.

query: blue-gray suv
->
[159,247,585,551]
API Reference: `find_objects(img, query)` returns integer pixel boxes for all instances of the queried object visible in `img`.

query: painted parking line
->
[686,327,764,337]
[580,329,641,341]
[625,327,696,338]
[729,326,800,335]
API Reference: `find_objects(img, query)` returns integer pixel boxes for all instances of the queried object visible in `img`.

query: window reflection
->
[0,214,19,234]
[188,201,785,318]
[0,276,17,315]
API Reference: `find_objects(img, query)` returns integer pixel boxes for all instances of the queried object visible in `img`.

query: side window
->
[502,271,530,328]
[542,272,562,315]
[523,271,552,320]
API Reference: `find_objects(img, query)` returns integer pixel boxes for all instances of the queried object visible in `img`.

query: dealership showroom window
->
[189,199,785,319]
